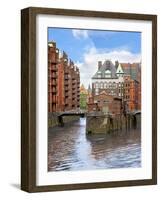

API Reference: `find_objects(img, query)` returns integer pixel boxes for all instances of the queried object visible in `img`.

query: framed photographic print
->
[21,7,157,192]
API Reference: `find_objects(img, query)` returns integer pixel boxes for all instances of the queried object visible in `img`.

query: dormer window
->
[97,71,102,78]
[105,69,111,78]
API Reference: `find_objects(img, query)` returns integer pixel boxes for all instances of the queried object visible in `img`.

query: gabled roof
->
[92,60,141,81]
[99,91,108,95]
[116,63,124,74]
[121,62,140,81]
[92,60,117,79]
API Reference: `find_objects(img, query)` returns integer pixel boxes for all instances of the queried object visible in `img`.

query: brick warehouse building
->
[48,41,80,112]
[123,75,139,111]
[88,91,122,115]
[121,63,141,111]
[89,60,141,113]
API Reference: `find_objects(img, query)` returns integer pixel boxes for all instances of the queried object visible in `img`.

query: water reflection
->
[48,118,141,171]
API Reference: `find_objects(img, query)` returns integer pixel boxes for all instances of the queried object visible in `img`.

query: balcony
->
[48,97,52,103]
[72,87,76,91]
[48,81,53,85]
[50,60,57,64]
[52,105,56,112]
[65,81,68,86]
[49,80,56,85]
[51,73,57,79]
[52,97,56,103]
[48,87,54,92]
[48,58,56,64]
[65,87,68,91]
[50,66,57,72]
[52,88,57,94]
[64,68,69,74]
[52,80,57,85]
[48,89,52,93]
[72,102,77,107]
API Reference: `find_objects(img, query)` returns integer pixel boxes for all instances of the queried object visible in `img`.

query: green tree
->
[80,93,87,110]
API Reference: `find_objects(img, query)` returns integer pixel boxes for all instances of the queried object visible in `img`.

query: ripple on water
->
[48,118,141,171]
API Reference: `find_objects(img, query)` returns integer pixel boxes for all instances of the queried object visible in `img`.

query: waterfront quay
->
[86,111,141,134]
[48,117,141,171]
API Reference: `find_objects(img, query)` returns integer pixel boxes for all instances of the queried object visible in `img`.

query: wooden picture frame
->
[21,7,157,192]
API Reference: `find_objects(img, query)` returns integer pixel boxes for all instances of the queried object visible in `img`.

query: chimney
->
[63,51,68,59]
[98,61,102,70]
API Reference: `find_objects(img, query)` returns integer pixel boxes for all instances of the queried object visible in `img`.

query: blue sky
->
[48,28,141,88]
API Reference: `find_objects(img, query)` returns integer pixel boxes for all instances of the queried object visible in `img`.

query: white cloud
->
[72,30,89,39]
[76,46,141,88]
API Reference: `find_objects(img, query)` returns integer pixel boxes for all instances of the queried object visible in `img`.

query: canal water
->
[48,118,141,171]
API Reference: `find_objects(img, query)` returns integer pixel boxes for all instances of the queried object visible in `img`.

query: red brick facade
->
[137,66,141,110]
[87,92,122,115]
[48,42,80,112]
[121,63,141,111]
[123,75,139,112]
